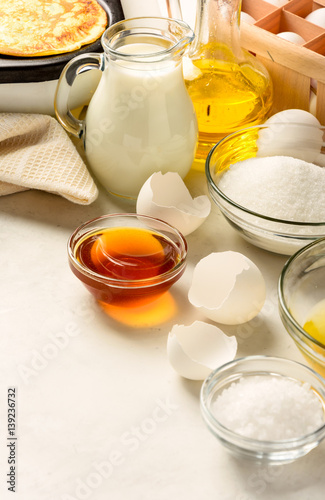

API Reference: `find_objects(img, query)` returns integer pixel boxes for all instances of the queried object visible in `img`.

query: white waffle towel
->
[0,113,98,204]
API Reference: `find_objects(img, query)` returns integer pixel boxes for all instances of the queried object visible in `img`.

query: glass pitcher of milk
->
[55,17,198,199]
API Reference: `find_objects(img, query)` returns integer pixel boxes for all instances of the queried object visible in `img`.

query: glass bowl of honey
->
[205,122,325,255]
[68,213,187,310]
[278,237,325,377]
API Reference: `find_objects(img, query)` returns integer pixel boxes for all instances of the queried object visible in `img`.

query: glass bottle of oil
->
[184,0,273,169]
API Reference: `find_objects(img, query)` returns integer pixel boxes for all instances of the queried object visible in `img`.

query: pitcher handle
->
[54,53,105,138]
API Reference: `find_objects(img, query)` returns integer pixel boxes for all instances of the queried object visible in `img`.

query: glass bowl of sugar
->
[205,123,325,255]
[200,355,325,464]
[279,237,325,378]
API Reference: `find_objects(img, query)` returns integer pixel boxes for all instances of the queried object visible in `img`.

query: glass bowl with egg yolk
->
[68,213,187,310]
[278,237,325,377]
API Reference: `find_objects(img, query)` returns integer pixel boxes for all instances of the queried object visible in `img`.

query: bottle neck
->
[190,0,242,60]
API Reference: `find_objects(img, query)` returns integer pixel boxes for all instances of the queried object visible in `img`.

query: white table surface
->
[1,167,325,500]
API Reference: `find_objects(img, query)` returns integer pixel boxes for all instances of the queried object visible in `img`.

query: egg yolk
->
[303,299,325,345]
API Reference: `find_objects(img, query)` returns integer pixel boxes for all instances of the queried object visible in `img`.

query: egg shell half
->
[257,109,323,163]
[167,320,238,380]
[136,172,211,236]
[188,252,266,325]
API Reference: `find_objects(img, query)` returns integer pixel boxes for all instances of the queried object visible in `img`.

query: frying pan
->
[0,0,124,113]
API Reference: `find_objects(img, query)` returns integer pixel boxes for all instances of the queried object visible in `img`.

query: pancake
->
[0,0,107,57]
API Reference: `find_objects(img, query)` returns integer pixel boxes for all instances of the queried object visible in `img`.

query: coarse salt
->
[212,375,325,441]
[218,156,325,222]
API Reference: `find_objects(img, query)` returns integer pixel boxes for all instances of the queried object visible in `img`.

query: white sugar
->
[218,156,325,222]
[213,375,325,441]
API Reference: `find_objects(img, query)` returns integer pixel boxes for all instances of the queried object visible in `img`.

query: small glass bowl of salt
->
[206,122,325,255]
[200,355,325,464]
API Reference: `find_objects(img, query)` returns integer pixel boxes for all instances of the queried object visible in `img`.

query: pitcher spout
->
[168,18,195,57]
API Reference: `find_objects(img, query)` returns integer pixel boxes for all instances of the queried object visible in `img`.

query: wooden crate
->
[240,0,325,124]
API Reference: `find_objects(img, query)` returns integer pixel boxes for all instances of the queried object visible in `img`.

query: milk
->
[85,42,198,199]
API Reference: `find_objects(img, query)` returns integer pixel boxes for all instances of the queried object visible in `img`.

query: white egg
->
[311,78,317,91]
[309,90,317,117]
[167,320,237,380]
[265,109,321,126]
[257,109,323,163]
[136,172,211,236]
[276,31,305,45]
[305,8,325,28]
[188,252,266,325]
[315,153,325,168]
[263,0,288,6]
[240,12,256,25]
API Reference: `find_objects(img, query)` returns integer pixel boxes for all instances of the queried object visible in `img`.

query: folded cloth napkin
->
[0,113,98,204]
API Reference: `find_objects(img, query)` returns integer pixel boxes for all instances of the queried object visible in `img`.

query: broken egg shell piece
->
[167,320,237,380]
[136,172,211,236]
[188,252,266,325]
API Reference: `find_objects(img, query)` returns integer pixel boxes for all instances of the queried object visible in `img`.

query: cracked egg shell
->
[167,320,237,380]
[136,172,211,236]
[188,252,266,325]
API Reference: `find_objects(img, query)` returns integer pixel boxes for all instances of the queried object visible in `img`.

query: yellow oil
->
[303,299,325,345]
[185,47,273,163]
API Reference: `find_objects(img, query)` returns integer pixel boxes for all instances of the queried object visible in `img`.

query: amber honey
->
[72,226,184,307]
